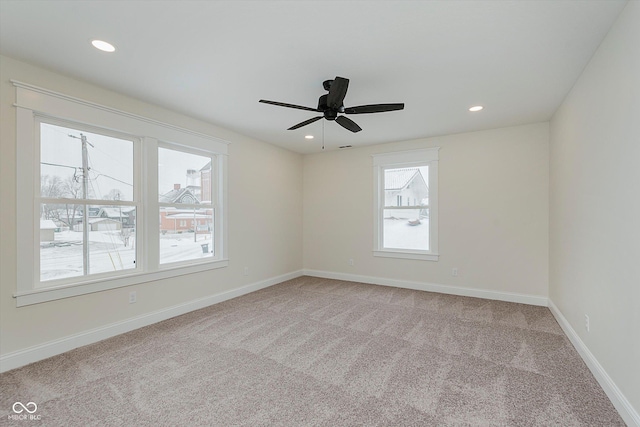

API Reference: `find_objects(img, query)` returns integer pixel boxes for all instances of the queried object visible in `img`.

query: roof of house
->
[40,219,57,229]
[385,168,426,190]
[159,188,199,204]
[200,160,211,172]
[89,218,121,224]
[165,213,211,219]
[98,207,134,218]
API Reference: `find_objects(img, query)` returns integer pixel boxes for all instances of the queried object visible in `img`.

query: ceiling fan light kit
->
[259,76,404,134]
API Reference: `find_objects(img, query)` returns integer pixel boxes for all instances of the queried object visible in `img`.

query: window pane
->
[40,206,83,282]
[158,148,212,204]
[40,123,134,201]
[160,208,214,264]
[384,166,428,207]
[383,208,429,250]
[87,205,136,275]
[40,204,137,281]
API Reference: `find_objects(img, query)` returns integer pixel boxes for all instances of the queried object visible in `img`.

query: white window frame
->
[13,80,229,306]
[372,148,439,261]
[157,142,218,267]
[36,116,142,284]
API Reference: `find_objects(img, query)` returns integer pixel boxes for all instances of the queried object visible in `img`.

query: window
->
[15,81,228,306]
[373,148,439,261]
[39,120,138,282]
[158,146,214,264]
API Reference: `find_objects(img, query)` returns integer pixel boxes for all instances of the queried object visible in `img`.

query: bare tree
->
[40,173,98,228]
[59,175,85,228]
[103,188,123,201]
[41,174,64,198]
[40,175,65,223]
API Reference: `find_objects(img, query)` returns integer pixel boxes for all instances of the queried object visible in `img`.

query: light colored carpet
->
[0,276,625,426]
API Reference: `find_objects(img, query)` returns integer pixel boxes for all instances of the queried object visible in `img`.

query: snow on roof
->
[385,168,422,190]
[165,213,211,219]
[199,160,212,172]
[89,218,121,224]
[158,188,199,204]
[40,219,57,229]
[99,207,134,217]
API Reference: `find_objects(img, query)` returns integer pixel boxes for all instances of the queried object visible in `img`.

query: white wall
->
[303,123,549,300]
[0,55,303,357]
[549,1,640,414]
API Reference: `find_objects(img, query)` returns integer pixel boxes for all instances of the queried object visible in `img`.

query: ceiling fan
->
[259,76,404,133]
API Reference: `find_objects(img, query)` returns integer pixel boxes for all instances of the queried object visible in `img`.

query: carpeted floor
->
[0,276,625,426]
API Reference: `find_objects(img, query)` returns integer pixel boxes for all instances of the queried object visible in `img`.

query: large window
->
[39,120,138,282]
[373,148,439,261]
[15,81,228,306]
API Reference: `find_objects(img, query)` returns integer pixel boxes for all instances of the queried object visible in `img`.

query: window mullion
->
[144,137,159,271]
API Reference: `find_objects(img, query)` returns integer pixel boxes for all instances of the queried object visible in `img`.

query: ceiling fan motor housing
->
[318,94,340,120]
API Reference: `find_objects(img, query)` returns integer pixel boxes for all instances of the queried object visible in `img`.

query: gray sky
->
[41,123,211,201]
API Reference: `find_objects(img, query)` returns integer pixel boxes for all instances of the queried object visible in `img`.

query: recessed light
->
[91,40,116,53]
[469,105,483,112]
[305,135,314,139]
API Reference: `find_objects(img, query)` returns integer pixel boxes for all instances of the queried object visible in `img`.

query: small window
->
[158,146,214,265]
[373,148,439,261]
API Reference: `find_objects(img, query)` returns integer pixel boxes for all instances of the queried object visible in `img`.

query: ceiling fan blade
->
[327,76,349,109]
[344,103,405,114]
[288,116,323,130]
[259,99,318,112]
[335,115,362,133]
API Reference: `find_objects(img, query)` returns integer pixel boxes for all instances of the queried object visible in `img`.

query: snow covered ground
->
[159,232,213,264]
[40,230,212,281]
[383,218,429,250]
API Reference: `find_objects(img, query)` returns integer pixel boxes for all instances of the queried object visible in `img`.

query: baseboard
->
[548,299,639,427]
[303,269,548,306]
[0,270,303,373]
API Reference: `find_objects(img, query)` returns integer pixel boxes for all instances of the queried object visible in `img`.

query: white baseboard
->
[0,270,303,373]
[303,269,548,306]
[548,299,639,427]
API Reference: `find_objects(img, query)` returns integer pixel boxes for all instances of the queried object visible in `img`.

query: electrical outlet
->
[585,314,590,332]
[243,267,250,276]
[452,267,459,277]
[129,291,137,304]
[348,259,354,266]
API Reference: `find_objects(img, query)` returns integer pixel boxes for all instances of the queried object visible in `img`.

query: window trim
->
[36,116,142,284]
[372,148,440,261]
[13,80,229,307]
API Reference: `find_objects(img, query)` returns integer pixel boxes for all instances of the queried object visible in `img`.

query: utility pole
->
[69,133,93,275]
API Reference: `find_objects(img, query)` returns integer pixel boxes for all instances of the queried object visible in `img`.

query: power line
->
[40,161,79,170]
[91,172,133,187]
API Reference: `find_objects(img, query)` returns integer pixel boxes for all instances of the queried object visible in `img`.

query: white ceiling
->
[0,1,627,154]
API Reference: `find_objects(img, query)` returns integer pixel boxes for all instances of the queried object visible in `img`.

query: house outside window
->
[373,148,439,261]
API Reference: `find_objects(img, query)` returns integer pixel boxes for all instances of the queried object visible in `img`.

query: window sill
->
[14,259,229,307]
[373,250,439,261]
